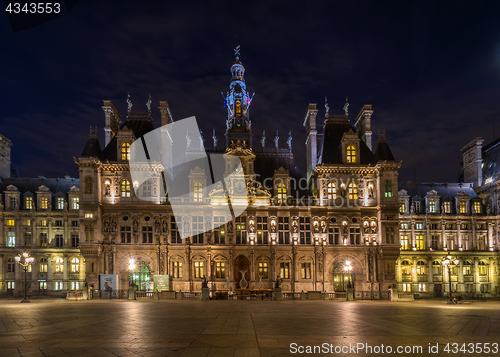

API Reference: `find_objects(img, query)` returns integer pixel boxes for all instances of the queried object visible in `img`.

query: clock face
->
[234,181,246,195]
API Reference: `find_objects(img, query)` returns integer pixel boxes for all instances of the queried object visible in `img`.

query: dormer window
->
[459,201,466,214]
[473,201,481,214]
[384,180,392,198]
[57,197,64,210]
[9,197,16,209]
[346,145,356,163]
[121,142,130,161]
[327,182,337,199]
[399,201,406,213]
[277,183,287,202]
[25,197,33,210]
[429,201,436,213]
[443,201,451,213]
[193,182,203,202]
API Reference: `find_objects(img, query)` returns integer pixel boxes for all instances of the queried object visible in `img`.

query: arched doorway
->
[234,255,249,289]
[332,260,357,292]
[128,261,151,291]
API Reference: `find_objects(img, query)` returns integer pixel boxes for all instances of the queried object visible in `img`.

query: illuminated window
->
[23,219,30,226]
[258,262,268,279]
[40,233,47,247]
[55,258,64,273]
[193,182,203,202]
[41,197,48,209]
[348,182,358,200]
[121,142,130,161]
[400,222,408,229]
[418,284,426,292]
[399,202,406,213]
[71,258,80,273]
[24,232,32,247]
[235,100,241,115]
[416,261,426,275]
[85,177,93,194]
[25,197,33,210]
[57,197,64,210]
[39,281,47,290]
[459,201,466,214]
[301,262,311,279]
[40,258,47,273]
[280,262,290,279]
[401,261,411,275]
[7,282,15,289]
[277,182,287,202]
[120,180,131,198]
[7,232,15,247]
[416,235,425,250]
[429,201,436,213]
[402,283,411,292]
[327,182,336,199]
[7,258,15,272]
[478,261,487,275]
[215,262,225,279]
[213,216,225,244]
[431,234,439,250]
[346,145,356,163]
[192,216,204,244]
[384,181,392,198]
[400,235,410,250]
[71,282,80,290]
[432,261,441,275]
[473,201,481,214]
[257,217,268,245]
[54,282,63,290]
[463,261,471,275]
[416,223,423,230]
[72,197,79,210]
[194,261,204,278]
[443,201,450,213]
[173,262,182,278]
[7,219,14,226]
[84,212,93,218]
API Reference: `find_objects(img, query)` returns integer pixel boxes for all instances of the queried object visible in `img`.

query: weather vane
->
[234,45,241,58]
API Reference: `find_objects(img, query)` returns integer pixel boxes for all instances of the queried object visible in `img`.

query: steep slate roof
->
[481,138,500,180]
[399,182,477,199]
[0,177,79,194]
[375,135,395,161]
[81,134,102,158]
[318,115,376,165]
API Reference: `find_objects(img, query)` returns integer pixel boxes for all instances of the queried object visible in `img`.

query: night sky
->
[2,1,500,183]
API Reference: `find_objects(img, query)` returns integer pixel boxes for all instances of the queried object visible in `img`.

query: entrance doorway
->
[234,255,249,289]
[434,283,442,297]
[128,261,151,291]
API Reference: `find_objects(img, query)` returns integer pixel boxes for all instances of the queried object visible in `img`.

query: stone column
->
[112,247,117,275]
[458,257,464,293]
[457,220,462,250]
[411,221,415,249]
[250,249,255,284]
[365,250,370,282]
[472,219,477,250]
[47,254,53,288]
[474,257,479,293]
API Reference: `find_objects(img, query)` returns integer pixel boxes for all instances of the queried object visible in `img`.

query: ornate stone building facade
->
[0,176,84,296]
[74,55,402,298]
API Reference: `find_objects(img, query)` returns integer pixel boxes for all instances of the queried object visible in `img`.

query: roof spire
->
[343,97,349,116]
[287,131,293,152]
[325,97,330,116]
[261,130,266,149]
[146,94,152,112]
[213,129,218,148]
[234,45,241,60]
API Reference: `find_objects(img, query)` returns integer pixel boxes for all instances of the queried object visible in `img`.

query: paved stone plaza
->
[0,299,499,357]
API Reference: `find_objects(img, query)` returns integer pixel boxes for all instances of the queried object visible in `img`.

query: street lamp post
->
[343,260,354,301]
[128,259,136,300]
[441,254,459,304]
[15,252,34,303]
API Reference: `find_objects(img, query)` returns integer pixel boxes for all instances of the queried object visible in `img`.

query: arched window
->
[327,182,336,199]
[346,145,356,163]
[401,261,411,275]
[478,261,487,275]
[277,182,287,202]
[384,180,392,198]
[193,182,203,202]
[416,261,426,275]
[348,182,358,200]
[463,261,471,275]
[55,257,64,272]
[121,142,130,161]
[39,258,47,273]
[85,177,93,194]
[121,180,131,198]
[71,258,80,273]
[7,258,15,273]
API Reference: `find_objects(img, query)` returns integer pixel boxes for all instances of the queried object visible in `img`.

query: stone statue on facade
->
[274,131,279,149]
[320,220,326,233]
[287,131,292,152]
[127,93,133,113]
[201,275,208,289]
[186,130,191,150]
[261,130,266,148]
[213,129,218,148]
[248,219,255,233]
[162,219,168,233]
[292,219,298,234]
[274,275,283,289]
[155,219,161,234]
[133,219,138,233]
